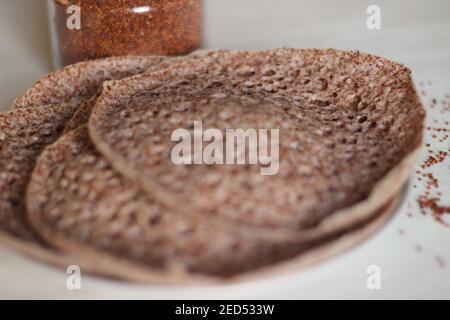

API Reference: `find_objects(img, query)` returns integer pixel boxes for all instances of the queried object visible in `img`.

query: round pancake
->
[27,127,309,278]
[27,126,402,281]
[0,56,182,262]
[13,56,167,109]
[3,48,424,283]
[62,55,196,132]
[89,48,425,231]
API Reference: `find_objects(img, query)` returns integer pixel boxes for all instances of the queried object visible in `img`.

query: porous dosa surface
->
[27,127,321,277]
[2,48,424,282]
[1,56,168,239]
[13,56,167,109]
[27,126,403,281]
[89,48,425,231]
[63,55,202,132]
[0,105,77,241]
[64,94,100,133]
[0,55,181,260]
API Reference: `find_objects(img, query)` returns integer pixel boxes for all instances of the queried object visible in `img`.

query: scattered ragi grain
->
[413,82,450,227]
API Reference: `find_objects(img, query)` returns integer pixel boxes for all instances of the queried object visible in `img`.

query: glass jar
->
[47,0,203,67]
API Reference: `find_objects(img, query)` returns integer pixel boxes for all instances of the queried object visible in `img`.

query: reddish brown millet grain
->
[52,0,203,65]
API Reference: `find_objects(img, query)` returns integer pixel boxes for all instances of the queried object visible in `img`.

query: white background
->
[0,0,449,299]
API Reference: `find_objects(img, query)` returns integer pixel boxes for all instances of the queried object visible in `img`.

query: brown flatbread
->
[26,126,402,281]
[89,48,424,231]
[0,105,77,241]
[2,49,424,283]
[0,56,179,261]
[63,55,197,132]
[13,56,167,109]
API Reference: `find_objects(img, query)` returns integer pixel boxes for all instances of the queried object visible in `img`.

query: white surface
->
[0,0,450,299]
